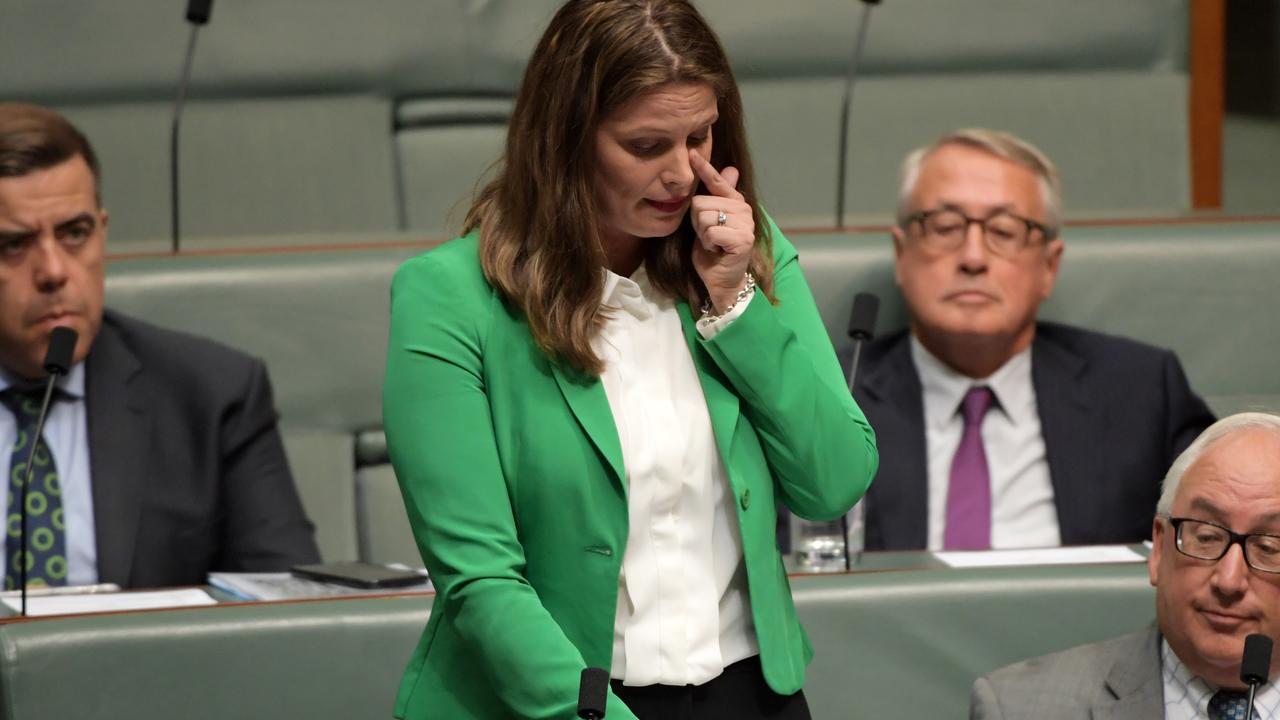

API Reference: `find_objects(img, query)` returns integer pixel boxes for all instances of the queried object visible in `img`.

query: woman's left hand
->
[689,148,755,313]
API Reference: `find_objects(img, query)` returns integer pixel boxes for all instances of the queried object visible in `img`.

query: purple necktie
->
[944,386,995,550]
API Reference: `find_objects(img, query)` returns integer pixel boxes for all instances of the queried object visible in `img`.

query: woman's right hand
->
[688,148,755,314]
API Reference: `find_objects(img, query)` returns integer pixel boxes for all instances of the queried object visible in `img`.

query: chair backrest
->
[3,0,1190,244]
[797,219,1280,416]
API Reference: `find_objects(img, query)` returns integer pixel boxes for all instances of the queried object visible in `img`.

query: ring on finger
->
[716,210,727,227]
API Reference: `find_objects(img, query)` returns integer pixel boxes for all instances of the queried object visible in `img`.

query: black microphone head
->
[186,0,214,25]
[1241,633,1274,686]
[847,292,880,340]
[577,667,609,719]
[43,327,78,376]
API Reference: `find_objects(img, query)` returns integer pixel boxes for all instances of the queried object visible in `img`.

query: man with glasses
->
[852,129,1213,551]
[971,412,1280,718]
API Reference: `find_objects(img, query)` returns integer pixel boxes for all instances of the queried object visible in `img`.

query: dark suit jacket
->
[970,624,1164,719]
[85,310,319,588]
[851,322,1214,550]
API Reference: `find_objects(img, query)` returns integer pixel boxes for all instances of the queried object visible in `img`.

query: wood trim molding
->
[1190,0,1226,209]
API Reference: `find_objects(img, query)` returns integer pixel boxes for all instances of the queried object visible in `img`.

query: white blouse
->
[594,266,758,687]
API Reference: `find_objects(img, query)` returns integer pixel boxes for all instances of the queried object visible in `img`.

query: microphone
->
[170,0,216,254]
[846,291,880,385]
[577,667,609,719]
[840,292,879,570]
[17,326,78,616]
[1241,633,1273,720]
[834,0,883,229]
[186,0,213,24]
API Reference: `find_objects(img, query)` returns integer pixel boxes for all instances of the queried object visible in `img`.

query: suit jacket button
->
[740,489,751,510]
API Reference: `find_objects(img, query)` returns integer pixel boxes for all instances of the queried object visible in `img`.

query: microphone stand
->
[839,338,867,571]
[170,27,199,254]
[170,0,214,254]
[835,0,881,229]
[16,327,77,616]
[840,292,879,571]
[17,380,60,617]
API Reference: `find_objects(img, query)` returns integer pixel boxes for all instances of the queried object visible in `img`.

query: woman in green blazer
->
[383,2,877,718]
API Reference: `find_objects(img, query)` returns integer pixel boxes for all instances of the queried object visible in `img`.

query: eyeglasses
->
[1164,516,1280,574]
[902,208,1055,258]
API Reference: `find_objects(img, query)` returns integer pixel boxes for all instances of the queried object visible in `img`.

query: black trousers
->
[610,656,812,720]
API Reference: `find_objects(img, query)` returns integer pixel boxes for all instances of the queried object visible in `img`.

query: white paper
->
[934,544,1146,568]
[2,588,217,617]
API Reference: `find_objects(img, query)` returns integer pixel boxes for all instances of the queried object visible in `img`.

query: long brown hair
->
[467,0,774,375]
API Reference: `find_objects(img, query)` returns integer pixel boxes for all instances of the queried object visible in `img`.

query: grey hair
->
[895,128,1062,238]
[1156,412,1280,515]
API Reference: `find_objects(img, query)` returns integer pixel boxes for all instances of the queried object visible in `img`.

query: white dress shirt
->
[0,363,99,585]
[910,337,1060,550]
[595,266,758,687]
[1162,639,1280,719]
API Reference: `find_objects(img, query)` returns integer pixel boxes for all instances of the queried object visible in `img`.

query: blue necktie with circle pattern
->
[1209,690,1256,720]
[2,387,67,589]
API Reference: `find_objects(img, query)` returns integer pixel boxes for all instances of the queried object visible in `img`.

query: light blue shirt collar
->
[0,361,86,400]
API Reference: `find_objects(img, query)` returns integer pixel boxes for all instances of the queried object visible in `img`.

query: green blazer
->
[383,219,877,719]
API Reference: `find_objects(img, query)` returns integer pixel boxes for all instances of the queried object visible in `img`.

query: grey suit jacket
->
[970,624,1164,719]
[86,309,320,589]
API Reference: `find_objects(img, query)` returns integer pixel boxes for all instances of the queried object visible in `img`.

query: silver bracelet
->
[699,272,756,321]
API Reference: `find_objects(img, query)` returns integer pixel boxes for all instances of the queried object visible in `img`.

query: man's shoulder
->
[97,309,264,379]
[975,627,1158,714]
[1035,321,1174,365]
[983,629,1147,684]
[859,328,912,367]
[858,323,1175,367]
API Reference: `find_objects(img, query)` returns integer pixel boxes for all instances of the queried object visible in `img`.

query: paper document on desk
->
[1,588,216,617]
[934,544,1146,568]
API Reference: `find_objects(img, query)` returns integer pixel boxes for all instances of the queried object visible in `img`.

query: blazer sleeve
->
[697,215,879,520]
[383,253,638,720]
[217,357,321,569]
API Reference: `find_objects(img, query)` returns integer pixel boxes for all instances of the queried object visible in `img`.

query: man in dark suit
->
[971,413,1280,718]
[0,102,318,589]
[853,128,1213,551]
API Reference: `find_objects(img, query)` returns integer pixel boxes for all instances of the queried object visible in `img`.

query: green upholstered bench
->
[0,595,431,719]
[0,560,1153,718]
[795,561,1154,717]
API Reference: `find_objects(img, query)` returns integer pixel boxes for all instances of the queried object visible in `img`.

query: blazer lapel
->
[85,319,151,586]
[676,302,739,467]
[1031,331,1101,544]
[550,361,626,491]
[1093,625,1164,720]
[856,334,929,549]
[549,300,736,495]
